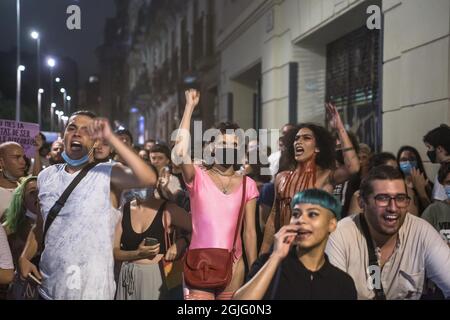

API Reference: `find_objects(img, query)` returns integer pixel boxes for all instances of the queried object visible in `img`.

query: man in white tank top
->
[18,111,158,300]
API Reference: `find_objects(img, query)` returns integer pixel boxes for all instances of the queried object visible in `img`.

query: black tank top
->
[120,201,167,254]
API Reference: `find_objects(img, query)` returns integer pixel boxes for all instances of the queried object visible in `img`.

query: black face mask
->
[214,147,240,169]
[427,150,437,164]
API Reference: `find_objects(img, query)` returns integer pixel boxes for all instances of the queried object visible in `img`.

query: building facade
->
[216,0,449,173]
[102,0,220,144]
[99,0,450,175]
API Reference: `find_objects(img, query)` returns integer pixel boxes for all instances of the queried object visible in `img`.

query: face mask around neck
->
[62,151,90,167]
[25,209,38,222]
[2,169,19,183]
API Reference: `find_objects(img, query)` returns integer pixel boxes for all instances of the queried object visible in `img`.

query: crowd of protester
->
[0,89,449,300]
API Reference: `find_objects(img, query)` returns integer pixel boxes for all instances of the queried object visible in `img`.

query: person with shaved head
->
[0,142,25,289]
[0,142,27,217]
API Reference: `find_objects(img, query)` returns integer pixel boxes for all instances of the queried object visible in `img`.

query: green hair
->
[291,189,342,220]
[3,176,37,234]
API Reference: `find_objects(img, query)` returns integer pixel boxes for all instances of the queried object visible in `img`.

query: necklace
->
[210,170,234,194]
[211,166,235,177]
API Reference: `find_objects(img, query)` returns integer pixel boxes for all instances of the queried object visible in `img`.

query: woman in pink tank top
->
[174,89,259,300]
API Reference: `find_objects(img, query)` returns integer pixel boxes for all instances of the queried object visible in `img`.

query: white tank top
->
[37,163,121,300]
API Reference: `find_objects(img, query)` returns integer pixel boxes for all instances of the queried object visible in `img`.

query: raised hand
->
[272,224,301,260]
[137,240,160,259]
[157,167,171,192]
[18,256,42,281]
[185,89,200,109]
[87,118,113,141]
[410,167,428,193]
[326,102,345,130]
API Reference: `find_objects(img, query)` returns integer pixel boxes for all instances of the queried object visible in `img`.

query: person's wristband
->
[342,147,355,153]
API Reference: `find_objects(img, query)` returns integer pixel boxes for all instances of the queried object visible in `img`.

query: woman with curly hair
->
[260,104,360,254]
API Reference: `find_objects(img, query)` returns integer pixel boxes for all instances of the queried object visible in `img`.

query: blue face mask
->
[445,186,450,200]
[61,151,90,167]
[399,161,418,176]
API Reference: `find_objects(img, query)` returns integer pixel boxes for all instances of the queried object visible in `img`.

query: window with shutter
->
[326,26,382,152]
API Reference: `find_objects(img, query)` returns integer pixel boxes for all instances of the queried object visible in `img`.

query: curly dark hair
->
[280,123,336,171]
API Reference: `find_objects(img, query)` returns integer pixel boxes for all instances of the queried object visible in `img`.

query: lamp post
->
[55,110,64,132]
[60,88,67,114]
[16,65,25,121]
[38,89,44,128]
[50,102,56,132]
[16,0,21,121]
[66,96,72,115]
[61,116,69,128]
[47,57,56,110]
[30,30,41,125]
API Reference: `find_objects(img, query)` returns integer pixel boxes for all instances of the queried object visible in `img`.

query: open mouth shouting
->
[295,145,304,157]
[70,141,83,152]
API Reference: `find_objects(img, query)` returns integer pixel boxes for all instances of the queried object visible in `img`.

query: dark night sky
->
[0,0,117,85]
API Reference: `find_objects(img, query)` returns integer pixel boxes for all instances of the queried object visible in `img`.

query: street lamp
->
[55,110,64,131]
[47,57,56,105]
[37,89,44,128]
[47,58,55,67]
[50,102,56,132]
[60,88,67,114]
[16,0,21,121]
[30,30,41,126]
[66,96,72,114]
[61,115,69,128]
[30,31,39,40]
[16,65,25,121]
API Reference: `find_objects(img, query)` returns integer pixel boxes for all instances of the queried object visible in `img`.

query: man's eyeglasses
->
[373,194,411,208]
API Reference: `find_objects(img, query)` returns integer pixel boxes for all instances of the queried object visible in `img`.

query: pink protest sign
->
[0,119,40,158]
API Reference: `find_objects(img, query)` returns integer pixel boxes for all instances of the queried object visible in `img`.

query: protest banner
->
[0,119,40,158]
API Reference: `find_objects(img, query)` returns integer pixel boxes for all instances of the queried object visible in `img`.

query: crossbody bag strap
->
[359,214,387,300]
[231,175,247,252]
[42,162,98,249]
[160,201,171,252]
